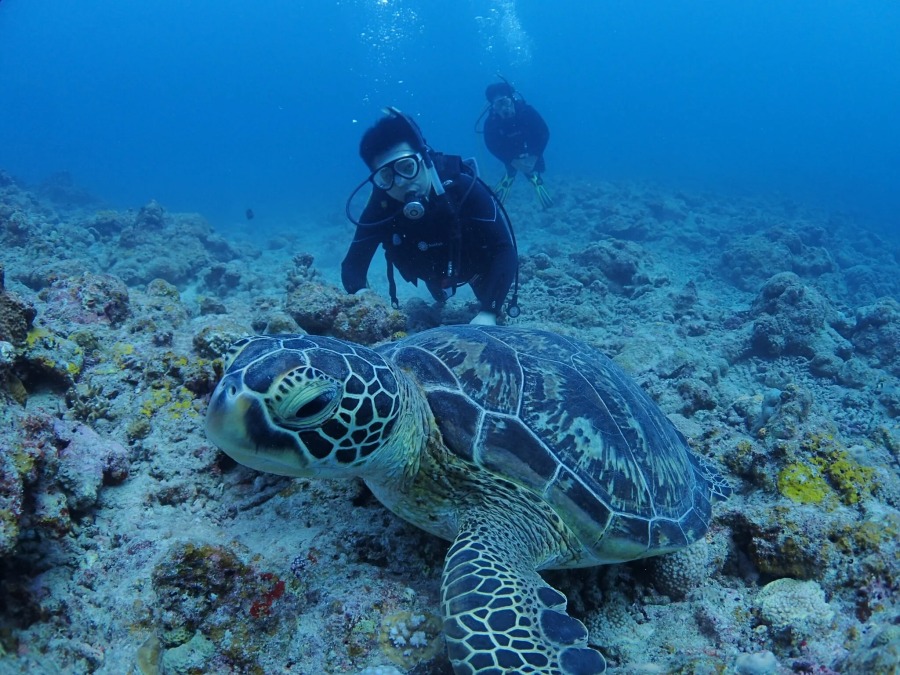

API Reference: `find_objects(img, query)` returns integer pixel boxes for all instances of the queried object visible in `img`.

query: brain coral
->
[755,578,834,640]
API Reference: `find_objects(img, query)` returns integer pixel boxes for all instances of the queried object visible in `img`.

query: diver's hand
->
[511,154,537,174]
[470,311,497,326]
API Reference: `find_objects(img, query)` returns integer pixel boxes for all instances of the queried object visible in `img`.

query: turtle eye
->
[268,371,341,431]
[294,391,335,419]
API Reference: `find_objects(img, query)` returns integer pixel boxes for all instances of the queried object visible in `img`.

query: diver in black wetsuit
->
[483,81,552,209]
[342,108,519,325]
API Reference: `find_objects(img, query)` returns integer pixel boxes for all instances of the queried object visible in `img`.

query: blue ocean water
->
[1,0,898,233]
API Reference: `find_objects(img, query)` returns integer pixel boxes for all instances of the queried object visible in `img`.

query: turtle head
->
[206,335,403,479]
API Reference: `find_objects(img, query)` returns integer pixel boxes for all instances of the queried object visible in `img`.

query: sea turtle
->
[206,325,730,674]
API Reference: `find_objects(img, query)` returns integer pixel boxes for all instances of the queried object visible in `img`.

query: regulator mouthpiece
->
[403,192,425,220]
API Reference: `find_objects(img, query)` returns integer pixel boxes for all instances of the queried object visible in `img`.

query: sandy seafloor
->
[0,168,898,675]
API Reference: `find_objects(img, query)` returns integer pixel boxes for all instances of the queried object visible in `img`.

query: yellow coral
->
[821,450,876,505]
[141,387,172,417]
[796,431,879,506]
[140,385,198,420]
[774,431,882,507]
[25,327,53,348]
[777,463,831,504]
[66,360,82,377]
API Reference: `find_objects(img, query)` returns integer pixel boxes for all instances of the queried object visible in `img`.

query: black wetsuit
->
[484,100,550,175]
[341,159,516,313]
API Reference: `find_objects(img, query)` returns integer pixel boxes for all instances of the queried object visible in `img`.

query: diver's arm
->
[477,231,516,314]
[463,182,516,313]
[484,117,519,173]
[522,105,550,156]
[341,227,381,293]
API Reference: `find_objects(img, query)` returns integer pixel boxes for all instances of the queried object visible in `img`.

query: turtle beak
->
[206,379,254,455]
[205,377,317,477]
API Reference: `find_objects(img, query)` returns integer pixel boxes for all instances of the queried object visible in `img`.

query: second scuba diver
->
[483,81,552,209]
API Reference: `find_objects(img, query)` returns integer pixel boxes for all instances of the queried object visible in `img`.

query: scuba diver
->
[342,107,520,326]
[481,80,552,209]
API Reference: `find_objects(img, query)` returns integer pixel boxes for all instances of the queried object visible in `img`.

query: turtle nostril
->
[228,385,238,397]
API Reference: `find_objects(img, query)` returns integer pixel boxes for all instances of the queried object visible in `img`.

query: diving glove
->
[529,173,553,209]
[493,173,516,204]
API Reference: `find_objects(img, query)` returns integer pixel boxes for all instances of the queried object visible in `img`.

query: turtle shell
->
[379,325,728,564]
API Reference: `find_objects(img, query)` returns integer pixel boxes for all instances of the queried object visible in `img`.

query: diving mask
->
[492,96,515,119]
[372,154,422,190]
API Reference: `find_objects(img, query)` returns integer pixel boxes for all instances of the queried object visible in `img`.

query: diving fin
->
[529,173,553,209]
[493,172,516,204]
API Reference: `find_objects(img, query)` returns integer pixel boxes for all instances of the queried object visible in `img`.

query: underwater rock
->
[0,209,30,248]
[844,623,900,673]
[676,378,718,415]
[721,233,794,293]
[733,384,812,440]
[38,272,130,326]
[135,199,166,230]
[151,541,249,648]
[52,419,129,512]
[252,310,300,335]
[284,279,405,344]
[569,239,645,290]
[84,209,128,239]
[0,412,128,556]
[192,316,250,360]
[727,506,831,581]
[37,171,99,206]
[113,206,236,286]
[651,526,731,599]
[748,272,847,361]
[850,297,900,377]
[842,261,900,305]
[16,327,84,391]
[720,225,835,293]
[197,296,227,316]
[150,540,300,671]
[202,262,242,294]
[732,650,779,675]
[0,263,37,346]
[0,447,25,556]
[158,631,216,675]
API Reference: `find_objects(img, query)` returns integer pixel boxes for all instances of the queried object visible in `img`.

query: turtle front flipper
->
[441,513,606,675]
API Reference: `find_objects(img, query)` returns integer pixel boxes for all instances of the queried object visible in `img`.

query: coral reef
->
[0,174,897,674]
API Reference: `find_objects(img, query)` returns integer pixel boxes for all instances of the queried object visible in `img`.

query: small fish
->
[245,208,254,220]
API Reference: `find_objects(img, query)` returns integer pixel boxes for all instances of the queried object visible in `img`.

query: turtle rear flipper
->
[441,513,606,675]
